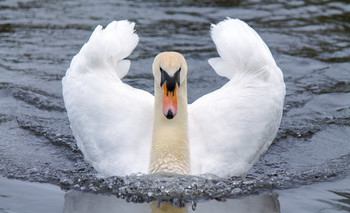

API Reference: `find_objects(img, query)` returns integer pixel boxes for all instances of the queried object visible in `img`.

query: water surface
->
[0,0,349,211]
[1,175,350,212]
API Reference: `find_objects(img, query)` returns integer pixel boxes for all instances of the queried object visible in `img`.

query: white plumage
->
[63,21,153,176]
[62,18,285,177]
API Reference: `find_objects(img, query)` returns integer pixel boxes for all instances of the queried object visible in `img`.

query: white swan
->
[62,18,285,178]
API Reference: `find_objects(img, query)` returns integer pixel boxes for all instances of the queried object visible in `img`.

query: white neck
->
[149,81,190,175]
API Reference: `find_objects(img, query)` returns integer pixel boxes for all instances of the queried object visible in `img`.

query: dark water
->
[0,0,349,211]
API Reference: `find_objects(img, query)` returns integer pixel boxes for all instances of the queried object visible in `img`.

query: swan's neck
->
[149,81,190,175]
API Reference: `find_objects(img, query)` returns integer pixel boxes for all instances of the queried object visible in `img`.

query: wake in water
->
[0,0,349,210]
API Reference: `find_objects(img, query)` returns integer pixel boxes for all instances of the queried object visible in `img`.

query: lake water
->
[0,0,349,212]
[1,175,350,212]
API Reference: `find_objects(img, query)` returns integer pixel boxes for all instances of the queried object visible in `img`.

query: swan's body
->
[62,18,285,178]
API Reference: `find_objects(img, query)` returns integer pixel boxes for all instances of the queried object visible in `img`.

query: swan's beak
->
[162,82,178,119]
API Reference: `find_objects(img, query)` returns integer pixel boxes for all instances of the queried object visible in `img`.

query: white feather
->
[62,20,153,177]
[189,18,285,177]
[62,18,285,178]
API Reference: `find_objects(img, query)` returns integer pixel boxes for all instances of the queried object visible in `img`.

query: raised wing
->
[189,18,285,177]
[62,21,153,177]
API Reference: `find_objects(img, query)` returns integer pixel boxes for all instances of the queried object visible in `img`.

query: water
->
[0,0,349,211]
[1,175,350,212]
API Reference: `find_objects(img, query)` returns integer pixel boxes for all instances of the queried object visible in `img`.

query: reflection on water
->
[2,176,350,213]
[0,177,65,213]
[277,175,350,213]
[150,202,187,213]
[63,190,280,213]
[324,191,350,212]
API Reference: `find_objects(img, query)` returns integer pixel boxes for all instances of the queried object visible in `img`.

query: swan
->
[62,18,285,178]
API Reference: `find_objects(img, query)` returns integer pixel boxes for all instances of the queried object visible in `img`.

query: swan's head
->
[152,52,188,119]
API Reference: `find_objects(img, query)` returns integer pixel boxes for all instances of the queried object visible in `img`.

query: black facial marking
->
[160,67,168,87]
[160,67,181,91]
[174,68,181,87]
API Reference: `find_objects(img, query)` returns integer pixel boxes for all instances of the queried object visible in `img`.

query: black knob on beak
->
[166,110,174,119]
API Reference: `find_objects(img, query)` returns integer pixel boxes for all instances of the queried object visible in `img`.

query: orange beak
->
[162,82,178,119]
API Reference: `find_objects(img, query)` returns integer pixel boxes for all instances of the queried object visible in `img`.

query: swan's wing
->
[189,18,285,177]
[62,21,153,177]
